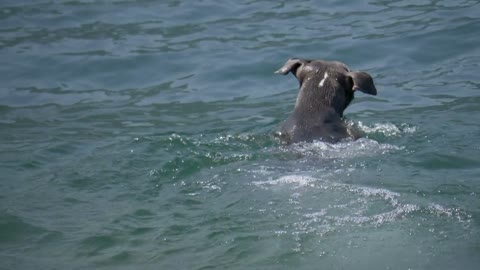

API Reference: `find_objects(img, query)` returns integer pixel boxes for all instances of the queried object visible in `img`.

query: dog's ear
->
[274,58,303,75]
[347,71,377,95]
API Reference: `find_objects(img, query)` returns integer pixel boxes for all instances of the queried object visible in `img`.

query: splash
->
[357,121,417,136]
[252,175,318,189]
[286,138,403,159]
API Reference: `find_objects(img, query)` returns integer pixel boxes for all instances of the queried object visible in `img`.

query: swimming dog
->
[275,58,377,143]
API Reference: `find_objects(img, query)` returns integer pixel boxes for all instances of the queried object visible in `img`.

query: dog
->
[275,58,377,144]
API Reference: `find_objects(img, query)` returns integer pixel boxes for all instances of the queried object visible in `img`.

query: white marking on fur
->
[319,72,329,87]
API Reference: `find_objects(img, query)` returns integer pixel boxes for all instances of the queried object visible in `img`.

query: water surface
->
[1,1,480,269]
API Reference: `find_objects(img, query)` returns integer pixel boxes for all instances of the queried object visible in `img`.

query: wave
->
[252,174,471,237]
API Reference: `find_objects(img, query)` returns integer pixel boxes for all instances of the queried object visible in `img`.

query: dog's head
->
[275,58,377,116]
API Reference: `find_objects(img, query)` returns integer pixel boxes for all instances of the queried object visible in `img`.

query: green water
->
[1,1,480,269]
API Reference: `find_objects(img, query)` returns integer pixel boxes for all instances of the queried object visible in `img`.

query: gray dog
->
[275,58,377,144]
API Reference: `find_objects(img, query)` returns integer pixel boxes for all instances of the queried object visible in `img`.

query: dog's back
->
[278,107,350,143]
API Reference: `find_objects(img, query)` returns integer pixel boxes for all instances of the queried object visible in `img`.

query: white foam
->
[427,203,471,224]
[253,175,420,224]
[357,122,417,136]
[287,138,403,159]
[350,186,401,206]
[252,175,317,188]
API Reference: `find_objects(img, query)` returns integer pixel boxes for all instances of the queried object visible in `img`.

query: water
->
[1,1,480,269]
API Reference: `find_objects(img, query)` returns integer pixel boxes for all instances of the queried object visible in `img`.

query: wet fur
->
[275,58,377,144]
